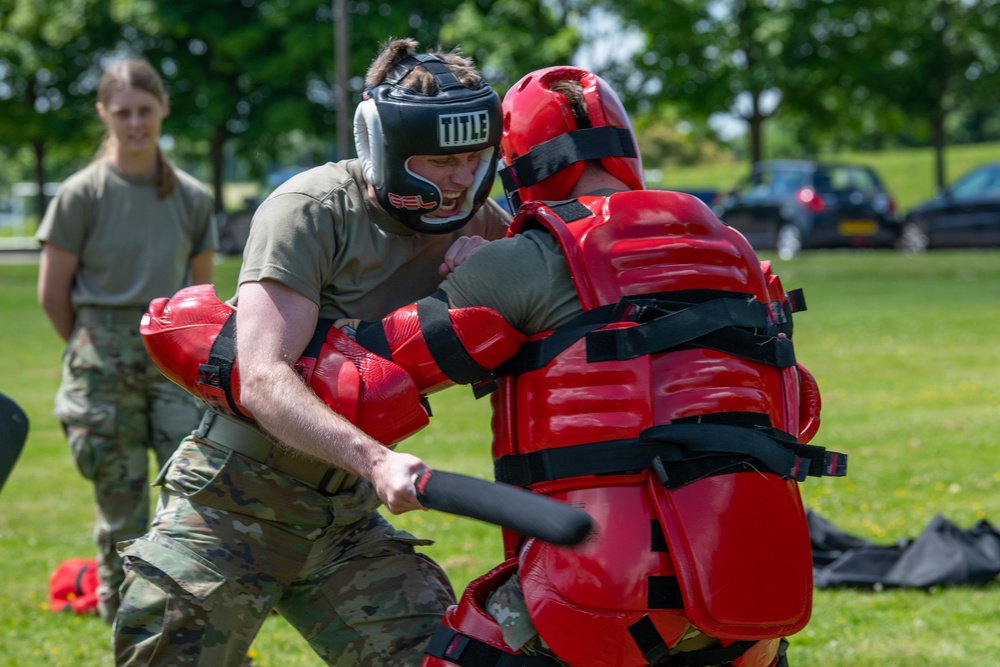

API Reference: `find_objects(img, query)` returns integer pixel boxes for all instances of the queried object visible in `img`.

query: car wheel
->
[776,224,803,260]
[897,219,929,254]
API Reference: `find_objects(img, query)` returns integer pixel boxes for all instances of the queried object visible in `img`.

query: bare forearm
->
[37,244,78,343]
[240,362,388,478]
[40,295,75,343]
[189,250,214,285]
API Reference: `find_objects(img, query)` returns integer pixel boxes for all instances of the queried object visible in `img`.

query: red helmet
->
[499,66,644,209]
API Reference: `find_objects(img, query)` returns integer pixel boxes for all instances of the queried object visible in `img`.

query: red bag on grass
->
[49,557,99,615]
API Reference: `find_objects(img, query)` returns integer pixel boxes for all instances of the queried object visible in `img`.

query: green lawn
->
[2,249,999,666]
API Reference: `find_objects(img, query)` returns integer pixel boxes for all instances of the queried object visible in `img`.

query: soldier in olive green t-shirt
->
[113,39,510,667]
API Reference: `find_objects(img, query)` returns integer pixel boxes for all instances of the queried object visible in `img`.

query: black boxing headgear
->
[354,54,501,234]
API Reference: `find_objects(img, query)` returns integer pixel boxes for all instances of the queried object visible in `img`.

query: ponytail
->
[155,147,178,199]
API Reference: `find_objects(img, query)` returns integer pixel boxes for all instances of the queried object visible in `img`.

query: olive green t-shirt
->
[237,159,510,321]
[440,228,582,336]
[36,159,217,308]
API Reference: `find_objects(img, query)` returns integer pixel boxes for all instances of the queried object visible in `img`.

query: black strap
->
[497,289,800,378]
[355,318,392,360]
[386,54,463,90]
[495,304,617,376]
[424,625,561,667]
[628,616,758,667]
[648,576,684,609]
[585,297,796,367]
[74,561,92,596]
[494,422,847,486]
[499,126,636,191]
[628,615,671,666]
[658,641,757,667]
[303,319,336,357]
[545,199,593,223]
[355,291,493,385]
[651,519,669,553]
[787,287,807,313]
[199,312,248,418]
[417,294,492,385]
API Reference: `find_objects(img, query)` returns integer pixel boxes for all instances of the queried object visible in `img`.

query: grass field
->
[2,249,1000,666]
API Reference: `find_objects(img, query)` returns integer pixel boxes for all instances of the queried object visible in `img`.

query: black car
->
[713,159,899,259]
[898,162,1000,253]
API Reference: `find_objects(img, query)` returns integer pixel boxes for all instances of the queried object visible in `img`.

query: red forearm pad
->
[141,284,245,416]
[306,326,429,445]
[141,284,429,444]
[366,298,526,394]
[797,362,822,443]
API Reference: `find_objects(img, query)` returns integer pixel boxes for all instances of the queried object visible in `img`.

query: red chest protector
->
[487,191,843,664]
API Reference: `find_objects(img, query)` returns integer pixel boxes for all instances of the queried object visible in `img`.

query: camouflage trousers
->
[54,308,202,623]
[113,436,456,667]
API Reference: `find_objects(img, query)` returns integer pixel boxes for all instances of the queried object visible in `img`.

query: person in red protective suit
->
[343,67,846,667]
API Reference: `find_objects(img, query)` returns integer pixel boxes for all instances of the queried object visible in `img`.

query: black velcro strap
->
[786,287,807,313]
[655,640,758,667]
[545,199,593,223]
[586,297,796,368]
[355,319,392,360]
[628,615,671,666]
[495,304,617,376]
[417,293,492,385]
[424,625,561,666]
[629,616,757,667]
[499,126,636,190]
[651,519,669,553]
[387,54,463,91]
[199,311,249,418]
[498,290,800,378]
[648,576,684,609]
[494,423,847,486]
[303,319,336,358]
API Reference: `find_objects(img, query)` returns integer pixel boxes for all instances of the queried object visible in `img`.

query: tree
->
[0,0,589,216]
[0,0,122,218]
[118,0,554,213]
[602,0,798,166]
[439,0,581,93]
[780,0,1000,188]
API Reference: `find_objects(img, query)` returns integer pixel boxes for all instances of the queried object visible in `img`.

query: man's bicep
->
[236,280,319,368]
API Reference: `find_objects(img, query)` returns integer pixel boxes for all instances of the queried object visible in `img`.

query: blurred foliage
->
[1,0,999,217]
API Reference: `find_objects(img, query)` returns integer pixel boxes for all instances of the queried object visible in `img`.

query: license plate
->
[838,219,878,236]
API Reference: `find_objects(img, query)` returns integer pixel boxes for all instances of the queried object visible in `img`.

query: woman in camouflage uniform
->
[36,58,217,624]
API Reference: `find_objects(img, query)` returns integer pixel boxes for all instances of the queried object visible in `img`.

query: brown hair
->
[550,79,591,128]
[364,38,482,93]
[96,58,177,198]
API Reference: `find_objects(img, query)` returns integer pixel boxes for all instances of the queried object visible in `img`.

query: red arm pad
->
[357,293,527,394]
[141,285,243,415]
[306,326,430,444]
[141,284,428,445]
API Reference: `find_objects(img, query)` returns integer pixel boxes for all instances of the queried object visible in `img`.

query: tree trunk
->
[211,124,226,215]
[746,91,765,166]
[32,140,46,221]
[931,109,946,191]
[748,116,764,165]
